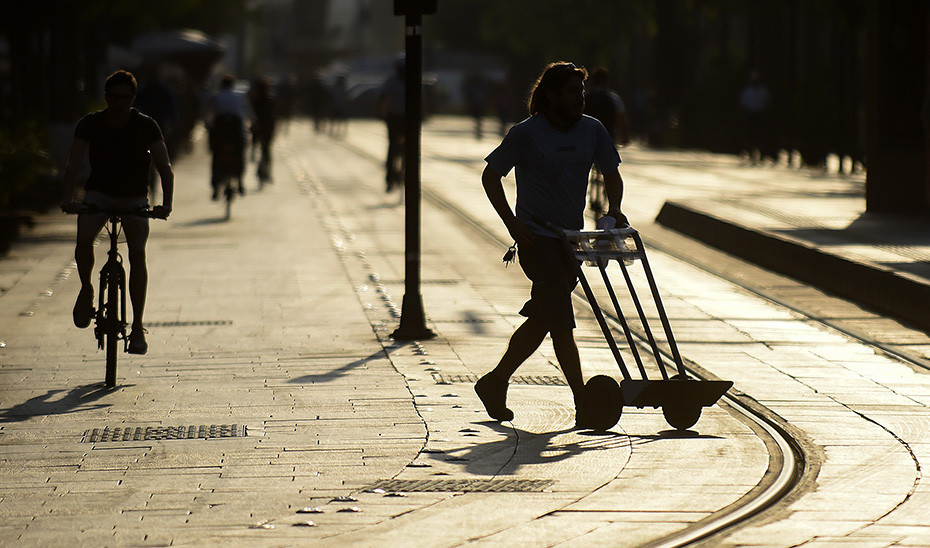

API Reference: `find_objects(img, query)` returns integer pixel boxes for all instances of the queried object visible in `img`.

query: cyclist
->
[477,62,625,428]
[61,69,174,355]
[206,74,252,199]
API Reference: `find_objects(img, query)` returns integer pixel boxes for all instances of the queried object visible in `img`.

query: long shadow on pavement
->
[0,383,113,422]
[429,422,723,477]
[286,343,408,385]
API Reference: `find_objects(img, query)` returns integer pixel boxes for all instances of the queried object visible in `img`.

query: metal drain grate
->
[368,478,553,493]
[145,320,233,327]
[83,424,246,443]
[432,373,566,386]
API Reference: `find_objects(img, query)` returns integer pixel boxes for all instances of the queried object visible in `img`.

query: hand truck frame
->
[547,221,733,430]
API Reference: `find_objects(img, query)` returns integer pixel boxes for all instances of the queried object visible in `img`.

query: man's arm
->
[481,165,534,247]
[603,168,626,223]
[61,138,89,208]
[150,141,174,216]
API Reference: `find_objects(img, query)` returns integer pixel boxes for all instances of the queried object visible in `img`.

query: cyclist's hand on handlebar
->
[151,205,171,219]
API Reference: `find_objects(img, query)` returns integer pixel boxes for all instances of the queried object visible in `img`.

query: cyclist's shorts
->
[517,236,579,333]
[82,190,150,231]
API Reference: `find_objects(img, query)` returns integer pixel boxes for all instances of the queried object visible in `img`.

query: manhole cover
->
[432,373,566,386]
[367,478,553,493]
[83,424,246,443]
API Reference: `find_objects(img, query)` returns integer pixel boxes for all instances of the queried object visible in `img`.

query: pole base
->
[390,293,436,341]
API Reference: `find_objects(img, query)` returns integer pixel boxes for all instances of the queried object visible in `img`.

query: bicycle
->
[65,205,166,387]
[587,165,608,222]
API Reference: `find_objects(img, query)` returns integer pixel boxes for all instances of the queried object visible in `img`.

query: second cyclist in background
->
[206,74,252,199]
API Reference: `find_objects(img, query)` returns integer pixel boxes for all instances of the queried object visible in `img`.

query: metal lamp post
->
[391,0,437,341]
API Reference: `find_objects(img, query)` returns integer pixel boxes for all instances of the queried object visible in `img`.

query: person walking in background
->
[248,77,277,184]
[135,67,180,159]
[60,70,174,355]
[476,62,626,428]
[463,72,488,140]
[380,57,406,192]
[739,71,772,166]
[584,67,629,146]
[329,75,349,138]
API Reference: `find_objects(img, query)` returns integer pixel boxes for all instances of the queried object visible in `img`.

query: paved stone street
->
[2,117,930,546]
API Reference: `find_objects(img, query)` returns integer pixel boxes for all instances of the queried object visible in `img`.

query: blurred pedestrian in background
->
[248,77,276,184]
[463,72,488,140]
[739,71,772,166]
[584,67,629,146]
[329,75,349,138]
[135,66,180,159]
[380,57,406,192]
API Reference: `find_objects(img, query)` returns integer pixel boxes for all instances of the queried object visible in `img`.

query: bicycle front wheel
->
[104,265,122,387]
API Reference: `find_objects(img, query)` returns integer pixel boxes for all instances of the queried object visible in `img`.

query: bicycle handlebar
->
[62,204,168,220]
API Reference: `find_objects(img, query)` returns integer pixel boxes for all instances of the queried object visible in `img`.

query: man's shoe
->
[475,374,514,421]
[211,188,220,201]
[127,328,148,355]
[72,288,94,328]
[574,404,595,430]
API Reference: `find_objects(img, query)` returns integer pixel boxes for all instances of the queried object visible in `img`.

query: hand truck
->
[549,221,733,431]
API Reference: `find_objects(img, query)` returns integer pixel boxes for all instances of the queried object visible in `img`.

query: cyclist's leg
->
[75,213,108,291]
[122,215,150,332]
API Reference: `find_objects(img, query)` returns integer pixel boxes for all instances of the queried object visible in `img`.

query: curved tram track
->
[312,132,926,546]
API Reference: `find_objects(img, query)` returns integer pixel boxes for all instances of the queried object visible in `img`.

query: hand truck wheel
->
[583,375,624,431]
[663,405,702,431]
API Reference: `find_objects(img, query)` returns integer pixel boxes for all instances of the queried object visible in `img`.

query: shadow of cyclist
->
[0,383,113,423]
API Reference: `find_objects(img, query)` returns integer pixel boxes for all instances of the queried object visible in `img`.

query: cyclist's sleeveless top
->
[74,108,163,198]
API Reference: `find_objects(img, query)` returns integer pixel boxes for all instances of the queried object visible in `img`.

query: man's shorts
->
[517,235,580,333]
[81,190,150,235]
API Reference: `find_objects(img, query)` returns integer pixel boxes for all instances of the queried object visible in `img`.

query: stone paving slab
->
[1,117,930,545]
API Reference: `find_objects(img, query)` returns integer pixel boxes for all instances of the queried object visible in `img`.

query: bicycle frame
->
[96,215,128,386]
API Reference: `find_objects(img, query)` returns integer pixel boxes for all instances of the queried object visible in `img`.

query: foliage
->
[0,123,54,213]
[71,0,249,42]
[1,1,249,44]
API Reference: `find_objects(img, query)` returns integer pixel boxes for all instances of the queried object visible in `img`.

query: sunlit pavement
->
[0,116,929,545]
